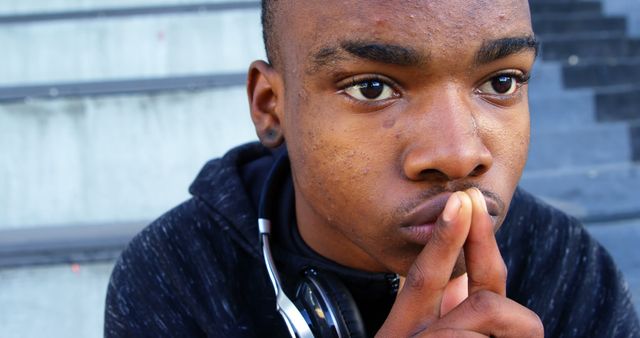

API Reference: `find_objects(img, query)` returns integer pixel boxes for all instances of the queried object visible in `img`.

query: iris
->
[358,80,384,99]
[491,75,514,94]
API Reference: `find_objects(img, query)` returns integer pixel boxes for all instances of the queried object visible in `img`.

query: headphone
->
[258,150,367,338]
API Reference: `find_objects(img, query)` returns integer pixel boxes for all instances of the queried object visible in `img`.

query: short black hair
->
[261,0,277,66]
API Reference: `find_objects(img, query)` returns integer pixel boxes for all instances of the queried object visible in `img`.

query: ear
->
[247,60,285,148]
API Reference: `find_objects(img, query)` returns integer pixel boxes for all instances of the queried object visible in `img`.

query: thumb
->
[440,273,469,316]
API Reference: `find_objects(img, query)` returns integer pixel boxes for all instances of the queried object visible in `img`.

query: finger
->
[429,290,544,338]
[464,188,507,296]
[397,275,405,295]
[440,273,468,316]
[380,192,472,335]
[416,328,488,338]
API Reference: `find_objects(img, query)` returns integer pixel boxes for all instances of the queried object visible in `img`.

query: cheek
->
[289,129,374,215]
[508,109,531,177]
[284,101,395,229]
[484,107,530,196]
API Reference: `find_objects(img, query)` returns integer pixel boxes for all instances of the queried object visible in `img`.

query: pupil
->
[359,81,384,99]
[491,76,513,94]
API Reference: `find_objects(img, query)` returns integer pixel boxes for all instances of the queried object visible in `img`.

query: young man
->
[105,1,640,337]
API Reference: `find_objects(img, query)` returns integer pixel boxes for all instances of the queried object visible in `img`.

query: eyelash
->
[493,70,530,86]
[476,70,531,102]
[339,75,400,106]
[502,70,531,84]
[343,75,398,92]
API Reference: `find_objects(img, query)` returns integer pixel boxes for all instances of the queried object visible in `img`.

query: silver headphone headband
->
[259,218,315,338]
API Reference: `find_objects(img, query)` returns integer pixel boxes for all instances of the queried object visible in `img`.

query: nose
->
[402,88,493,182]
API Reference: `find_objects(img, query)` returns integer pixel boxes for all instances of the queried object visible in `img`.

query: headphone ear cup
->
[317,273,366,338]
[295,269,366,338]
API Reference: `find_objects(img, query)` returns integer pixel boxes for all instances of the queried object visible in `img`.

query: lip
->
[399,193,452,245]
[398,191,501,245]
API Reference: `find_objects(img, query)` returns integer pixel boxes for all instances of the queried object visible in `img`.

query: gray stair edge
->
[540,33,640,42]
[0,221,148,268]
[529,120,629,135]
[0,73,247,103]
[532,15,626,22]
[536,30,627,41]
[521,162,640,222]
[0,1,260,24]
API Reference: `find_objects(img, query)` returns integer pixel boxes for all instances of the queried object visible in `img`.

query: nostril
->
[469,164,489,177]
[417,168,449,181]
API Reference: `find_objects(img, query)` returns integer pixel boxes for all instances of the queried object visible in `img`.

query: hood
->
[188,142,275,259]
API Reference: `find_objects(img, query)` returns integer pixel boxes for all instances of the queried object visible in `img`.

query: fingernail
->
[442,193,462,223]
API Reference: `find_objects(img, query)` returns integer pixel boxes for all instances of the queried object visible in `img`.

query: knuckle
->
[405,262,426,291]
[468,290,498,317]
[467,278,486,292]
[430,225,456,249]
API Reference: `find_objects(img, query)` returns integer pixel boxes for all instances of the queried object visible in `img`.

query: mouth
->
[398,192,501,245]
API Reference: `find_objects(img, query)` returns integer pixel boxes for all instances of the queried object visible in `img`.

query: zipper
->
[385,273,400,295]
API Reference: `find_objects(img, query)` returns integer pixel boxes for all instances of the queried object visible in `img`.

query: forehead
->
[278,0,532,67]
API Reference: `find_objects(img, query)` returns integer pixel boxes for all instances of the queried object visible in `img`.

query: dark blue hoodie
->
[105,142,640,337]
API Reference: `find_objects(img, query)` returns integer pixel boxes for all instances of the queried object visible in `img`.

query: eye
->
[477,73,528,95]
[343,78,397,101]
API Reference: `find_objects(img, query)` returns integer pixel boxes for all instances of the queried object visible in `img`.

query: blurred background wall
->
[1,0,639,337]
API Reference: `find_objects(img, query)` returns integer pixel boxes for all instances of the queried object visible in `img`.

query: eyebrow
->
[311,40,427,71]
[475,35,539,65]
[310,35,539,72]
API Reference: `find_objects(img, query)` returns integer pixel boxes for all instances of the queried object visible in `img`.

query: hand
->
[376,188,543,337]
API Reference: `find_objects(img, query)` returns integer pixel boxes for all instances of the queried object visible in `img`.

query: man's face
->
[275,0,535,275]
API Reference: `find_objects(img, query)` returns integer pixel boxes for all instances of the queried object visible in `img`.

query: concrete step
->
[602,0,640,37]
[529,90,596,131]
[529,61,564,93]
[540,37,640,62]
[526,123,632,171]
[537,31,631,44]
[0,261,115,338]
[521,162,640,221]
[529,1,603,16]
[0,0,258,16]
[585,219,640,316]
[533,16,626,37]
[0,86,257,229]
[0,7,263,86]
[633,125,640,162]
[596,86,640,123]
[563,59,640,89]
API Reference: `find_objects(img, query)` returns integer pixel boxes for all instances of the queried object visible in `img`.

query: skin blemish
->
[383,118,396,129]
